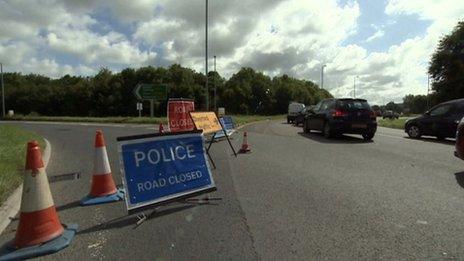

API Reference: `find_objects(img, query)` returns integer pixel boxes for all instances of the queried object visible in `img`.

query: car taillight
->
[332,110,347,117]
[369,110,376,119]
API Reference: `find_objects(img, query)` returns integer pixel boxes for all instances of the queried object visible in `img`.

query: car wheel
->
[323,122,332,138]
[287,118,290,124]
[407,125,421,138]
[362,132,375,141]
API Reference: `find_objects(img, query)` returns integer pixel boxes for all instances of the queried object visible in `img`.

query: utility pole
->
[321,64,326,89]
[205,0,209,111]
[427,75,430,110]
[214,55,217,112]
[1,63,4,118]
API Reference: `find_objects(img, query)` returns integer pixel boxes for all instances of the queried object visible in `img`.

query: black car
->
[303,98,377,140]
[382,110,399,119]
[294,107,312,126]
[405,98,464,140]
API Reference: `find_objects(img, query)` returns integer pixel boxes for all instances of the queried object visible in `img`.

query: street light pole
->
[205,0,209,111]
[427,75,430,110]
[214,55,217,112]
[321,64,326,89]
[1,63,4,118]
[353,75,359,98]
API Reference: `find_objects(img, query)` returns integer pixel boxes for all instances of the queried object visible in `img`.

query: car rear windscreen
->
[338,100,371,110]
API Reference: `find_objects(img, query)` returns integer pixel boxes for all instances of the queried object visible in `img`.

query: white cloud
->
[0,42,32,65]
[318,0,464,103]
[355,0,464,103]
[214,0,361,78]
[0,0,158,77]
[19,58,96,78]
[365,30,385,42]
[46,28,157,65]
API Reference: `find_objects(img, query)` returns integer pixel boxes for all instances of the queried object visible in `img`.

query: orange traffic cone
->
[159,122,164,134]
[239,132,251,153]
[81,130,124,205]
[0,141,77,260]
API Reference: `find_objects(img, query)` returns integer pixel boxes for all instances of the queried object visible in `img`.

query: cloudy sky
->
[0,0,463,104]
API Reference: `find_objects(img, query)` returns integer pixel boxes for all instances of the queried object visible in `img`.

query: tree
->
[403,94,428,114]
[273,74,331,114]
[3,65,333,116]
[384,102,402,113]
[222,68,257,114]
[429,21,464,103]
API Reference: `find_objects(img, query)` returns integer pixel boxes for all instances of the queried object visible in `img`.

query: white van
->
[287,102,305,123]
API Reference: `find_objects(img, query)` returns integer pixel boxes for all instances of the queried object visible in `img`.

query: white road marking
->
[88,207,108,259]
[376,133,405,140]
[416,220,428,225]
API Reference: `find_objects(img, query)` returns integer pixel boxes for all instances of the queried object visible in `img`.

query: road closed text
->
[137,170,203,192]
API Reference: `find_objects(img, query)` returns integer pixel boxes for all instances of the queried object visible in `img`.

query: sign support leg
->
[206,150,216,169]
[206,133,217,169]
[219,121,237,157]
[135,212,147,227]
[207,132,216,152]
[224,130,237,157]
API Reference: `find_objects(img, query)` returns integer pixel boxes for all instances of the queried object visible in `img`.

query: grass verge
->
[232,115,285,126]
[377,118,407,129]
[0,125,45,203]
[2,115,285,126]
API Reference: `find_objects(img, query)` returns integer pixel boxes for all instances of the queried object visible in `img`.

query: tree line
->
[2,65,331,117]
[371,95,433,115]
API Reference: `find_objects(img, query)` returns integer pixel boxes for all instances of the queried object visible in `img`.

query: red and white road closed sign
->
[167,99,195,132]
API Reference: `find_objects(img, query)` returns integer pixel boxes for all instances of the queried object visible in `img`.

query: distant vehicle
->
[287,102,305,124]
[294,106,313,126]
[382,110,399,119]
[303,98,377,141]
[455,117,464,159]
[405,98,464,140]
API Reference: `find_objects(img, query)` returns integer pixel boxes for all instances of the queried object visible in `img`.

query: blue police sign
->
[222,116,235,133]
[215,116,235,139]
[117,132,216,211]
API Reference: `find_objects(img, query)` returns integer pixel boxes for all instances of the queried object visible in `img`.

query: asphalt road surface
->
[1,119,464,260]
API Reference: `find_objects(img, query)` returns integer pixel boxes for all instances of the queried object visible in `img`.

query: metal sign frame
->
[187,112,237,170]
[117,130,216,213]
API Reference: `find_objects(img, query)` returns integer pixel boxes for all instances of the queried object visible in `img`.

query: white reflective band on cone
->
[93,147,111,175]
[20,168,55,212]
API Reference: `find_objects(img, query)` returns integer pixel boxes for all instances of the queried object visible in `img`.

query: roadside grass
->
[0,125,45,203]
[377,117,408,129]
[232,115,285,126]
[2,114,285,126]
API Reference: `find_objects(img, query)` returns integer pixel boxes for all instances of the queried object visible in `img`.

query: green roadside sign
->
[133,84,168,101]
